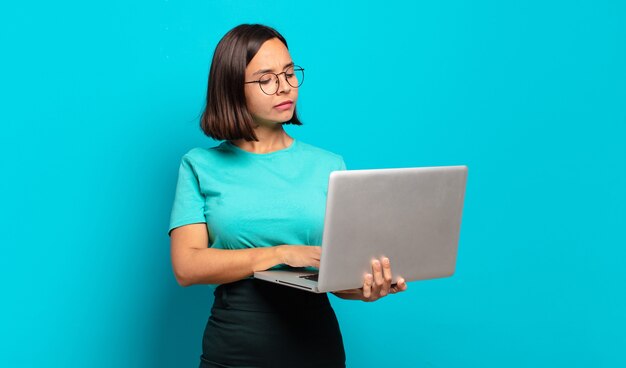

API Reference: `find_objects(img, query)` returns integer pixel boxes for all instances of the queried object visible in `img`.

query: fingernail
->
[383,258,389,264]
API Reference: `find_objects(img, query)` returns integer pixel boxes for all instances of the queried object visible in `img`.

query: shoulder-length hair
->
[200,24,303,142]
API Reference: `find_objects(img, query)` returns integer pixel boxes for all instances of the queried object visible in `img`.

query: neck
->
[230,123,294,154]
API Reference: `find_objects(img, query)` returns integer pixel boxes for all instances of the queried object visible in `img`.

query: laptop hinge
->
[277,280,313,290]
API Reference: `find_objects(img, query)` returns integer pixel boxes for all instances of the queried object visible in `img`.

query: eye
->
[285,73,295,78]
[259,78,272,84]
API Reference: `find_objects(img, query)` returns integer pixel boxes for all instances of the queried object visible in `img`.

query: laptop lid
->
[316,165,468,292]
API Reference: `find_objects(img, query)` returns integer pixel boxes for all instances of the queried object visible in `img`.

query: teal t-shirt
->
[168,138,346,264]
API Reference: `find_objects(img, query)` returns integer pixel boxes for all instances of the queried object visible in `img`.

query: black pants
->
[199,278,346,368]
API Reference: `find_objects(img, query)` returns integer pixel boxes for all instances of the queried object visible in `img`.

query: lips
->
[274,100,293,107]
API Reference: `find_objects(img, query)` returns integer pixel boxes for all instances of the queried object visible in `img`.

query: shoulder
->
[175,143,235,178]
[296,140,344,164]
[179,142,231,165]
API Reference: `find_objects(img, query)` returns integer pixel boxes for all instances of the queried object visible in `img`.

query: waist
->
[212,278,331,312]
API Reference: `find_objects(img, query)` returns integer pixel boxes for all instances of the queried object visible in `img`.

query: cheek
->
[250,96,277,116]
[244,92,263,114]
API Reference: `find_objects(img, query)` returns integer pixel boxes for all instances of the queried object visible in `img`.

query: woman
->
[168,24,408,368]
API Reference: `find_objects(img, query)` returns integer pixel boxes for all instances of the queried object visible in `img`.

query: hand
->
[277,244,321,268]
[332,257,408,302]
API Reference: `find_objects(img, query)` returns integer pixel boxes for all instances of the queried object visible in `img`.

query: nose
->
[276,73,291,95]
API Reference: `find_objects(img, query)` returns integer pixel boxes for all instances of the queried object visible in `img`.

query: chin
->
[271,114,295,123]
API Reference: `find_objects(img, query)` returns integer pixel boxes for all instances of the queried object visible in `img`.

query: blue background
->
[1,1,624,367]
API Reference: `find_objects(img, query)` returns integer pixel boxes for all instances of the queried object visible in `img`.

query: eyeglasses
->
[244,65,304,95]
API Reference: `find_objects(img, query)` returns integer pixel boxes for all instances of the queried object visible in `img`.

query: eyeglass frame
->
[244,65,305,95]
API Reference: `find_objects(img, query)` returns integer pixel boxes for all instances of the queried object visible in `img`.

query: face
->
[244,38,299,126]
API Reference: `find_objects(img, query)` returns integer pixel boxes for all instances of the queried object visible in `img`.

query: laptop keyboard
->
[299,273,319,281]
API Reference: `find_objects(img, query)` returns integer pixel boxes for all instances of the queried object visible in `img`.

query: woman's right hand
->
[276,245,321,268]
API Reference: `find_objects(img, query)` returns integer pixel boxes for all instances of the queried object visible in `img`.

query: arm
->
[170,223,283,286]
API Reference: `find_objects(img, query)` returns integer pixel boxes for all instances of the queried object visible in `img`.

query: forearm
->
[175,246,283,286]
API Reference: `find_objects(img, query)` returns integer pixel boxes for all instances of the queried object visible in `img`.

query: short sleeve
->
[168,154,206,236]
[338,155,347,171]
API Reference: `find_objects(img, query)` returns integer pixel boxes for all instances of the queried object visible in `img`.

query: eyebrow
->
[253,61,294,75]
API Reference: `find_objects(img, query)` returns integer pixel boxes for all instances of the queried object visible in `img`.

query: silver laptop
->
[254,165,468,293]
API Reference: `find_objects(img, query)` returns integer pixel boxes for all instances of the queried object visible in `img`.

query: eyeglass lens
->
[258,66,304,94]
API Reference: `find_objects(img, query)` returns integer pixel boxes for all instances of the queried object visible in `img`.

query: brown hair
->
[200,24,303,142]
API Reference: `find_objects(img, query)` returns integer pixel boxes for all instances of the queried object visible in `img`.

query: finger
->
[389,283,402,294]
[397,278,408,291]
[381,257,392,296]
[372,260,384,292]
[363,274,373,299]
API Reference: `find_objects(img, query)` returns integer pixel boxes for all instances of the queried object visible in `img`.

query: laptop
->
[253,165,468,293]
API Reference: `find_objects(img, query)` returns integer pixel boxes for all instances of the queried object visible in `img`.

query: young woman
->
[168,23,408,368]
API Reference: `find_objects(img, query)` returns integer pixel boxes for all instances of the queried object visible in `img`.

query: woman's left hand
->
[331,257,408,302]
